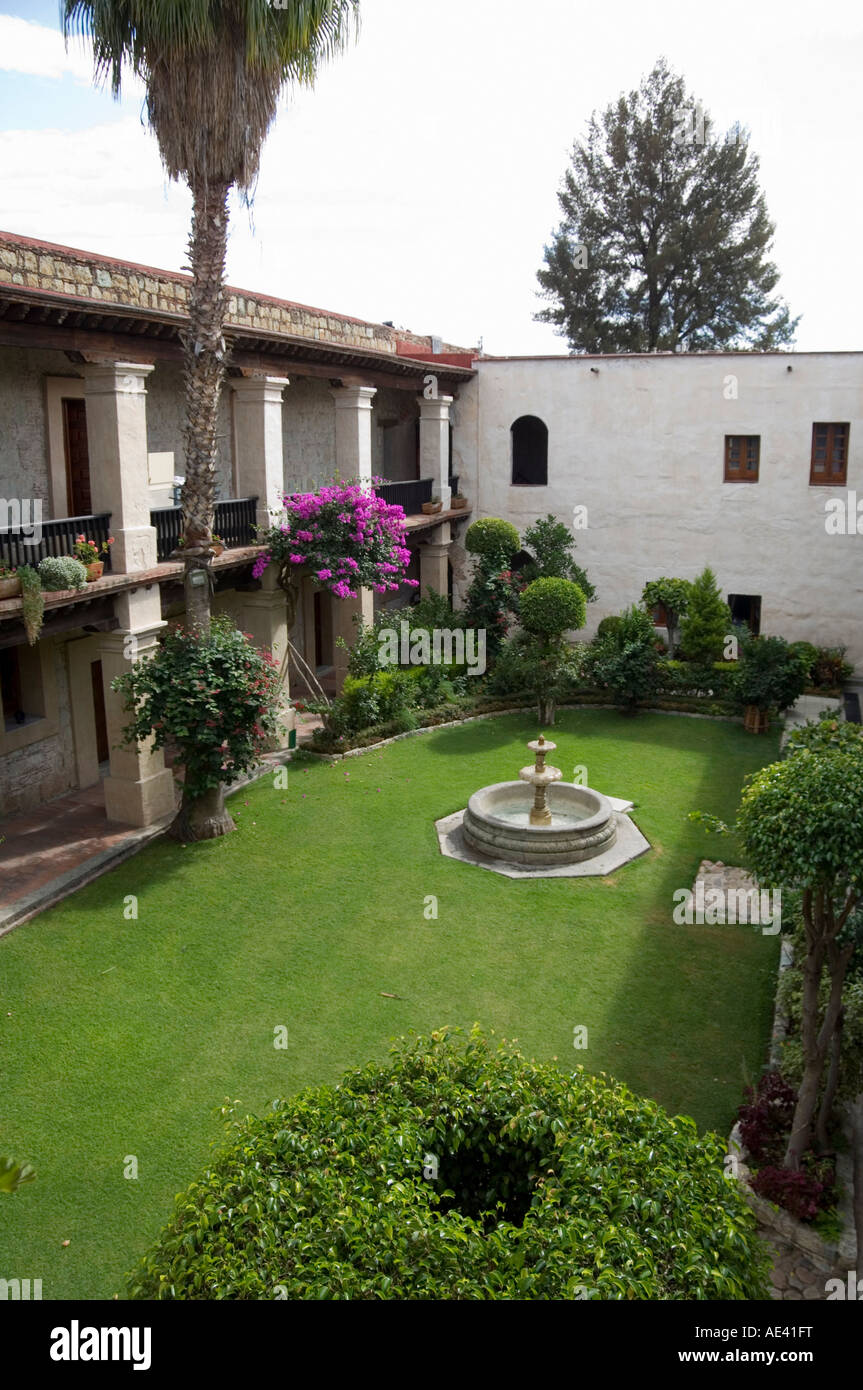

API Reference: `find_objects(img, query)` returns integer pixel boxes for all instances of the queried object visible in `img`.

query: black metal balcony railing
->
[151,497,259,563]
[373,477,433,513]
[449,474,460,497]
[0,512,113,572]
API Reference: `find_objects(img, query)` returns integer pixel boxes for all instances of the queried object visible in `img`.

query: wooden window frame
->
[809,422,849,486]
[724,435,760,483]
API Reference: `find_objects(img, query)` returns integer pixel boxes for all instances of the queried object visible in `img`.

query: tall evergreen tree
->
[536,59,798,353]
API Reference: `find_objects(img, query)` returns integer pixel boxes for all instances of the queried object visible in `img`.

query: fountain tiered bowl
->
[461,734,618,868]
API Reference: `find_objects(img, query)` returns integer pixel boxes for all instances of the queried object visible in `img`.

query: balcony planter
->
[0,574,22,600]
[451,495,468,510]
[85,561,104,583]
[422,501,442,515]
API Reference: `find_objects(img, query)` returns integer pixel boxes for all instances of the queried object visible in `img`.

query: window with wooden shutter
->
[810,423,848,485]
[724,435,760,482]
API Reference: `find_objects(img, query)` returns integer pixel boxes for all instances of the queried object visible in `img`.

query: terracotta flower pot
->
[210,542,224,557]
[422,502,442,515]
[0,575,21,599]
[85,561,104,583]
[451,497,468,510]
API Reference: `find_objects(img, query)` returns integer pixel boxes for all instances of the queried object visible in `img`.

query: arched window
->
[511,415,548,486]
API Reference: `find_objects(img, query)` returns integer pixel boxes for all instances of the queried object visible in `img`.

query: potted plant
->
[210,534,225,557]
[422,495,442,515]
[451,493,468,510]
[73,534,114,581]
[730,633,810,733]
[0,565,21,600]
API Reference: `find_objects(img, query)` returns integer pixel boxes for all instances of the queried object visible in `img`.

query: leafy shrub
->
[729,633,809,713]
[520,514,595,602]
[679,567,729,664]
[785,714,863,758]
[811,645,853,691]
[112,616,283,799]
[789,641,819,684]
[737,1072,797,1165]
[519,577,586,637]
[37,555,87,592]
[596,615,621,640]
[750,1165,830,1223]
[583,605,662,713]
[464,517,520,565]
[127,1027,769,1300]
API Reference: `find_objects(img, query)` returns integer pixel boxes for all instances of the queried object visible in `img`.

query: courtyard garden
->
[0,709,781,1299]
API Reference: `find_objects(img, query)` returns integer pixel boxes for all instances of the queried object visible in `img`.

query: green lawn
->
[0,709,781,1299]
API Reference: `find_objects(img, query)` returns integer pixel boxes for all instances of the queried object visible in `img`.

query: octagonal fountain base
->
[435,793,650,880]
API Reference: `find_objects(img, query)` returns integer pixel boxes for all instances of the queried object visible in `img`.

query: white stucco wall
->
[455,353,863,671]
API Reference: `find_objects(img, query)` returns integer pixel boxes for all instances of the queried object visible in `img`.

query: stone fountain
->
[460,733,618,868]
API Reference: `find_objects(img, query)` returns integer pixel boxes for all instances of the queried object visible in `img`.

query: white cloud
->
[0,13,143,94]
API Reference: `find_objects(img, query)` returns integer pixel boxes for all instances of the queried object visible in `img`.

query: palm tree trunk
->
[181,177,231,637]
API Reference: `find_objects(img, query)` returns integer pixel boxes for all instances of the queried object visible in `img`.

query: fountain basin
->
[462,781,617,866]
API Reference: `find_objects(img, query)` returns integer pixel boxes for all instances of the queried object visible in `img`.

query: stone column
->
[99,589,176,827]
[418,393,453,511]
[230,375,289,532]
[330,385,377,690]
[420,521,451,600]
[83,361,157,573]
[331,385,376,487]
[332,586,374,691]
[240,567,295,749]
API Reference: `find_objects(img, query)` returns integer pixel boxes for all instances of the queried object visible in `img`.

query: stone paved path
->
[760,1228,840,1300]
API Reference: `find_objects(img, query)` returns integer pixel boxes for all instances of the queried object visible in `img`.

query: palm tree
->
[63,0,358,837]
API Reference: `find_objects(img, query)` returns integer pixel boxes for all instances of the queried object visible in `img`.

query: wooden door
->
[91,660,110,764]
[63,397,91,516]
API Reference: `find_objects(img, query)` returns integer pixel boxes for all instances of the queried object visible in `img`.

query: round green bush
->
[127,1028,768,1300]
[596,615,622,640]
[464,517,520,564]
[519,577,586,637]
[37,554,88,592]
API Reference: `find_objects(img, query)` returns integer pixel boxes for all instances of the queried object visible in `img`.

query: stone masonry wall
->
[0,233,470,359]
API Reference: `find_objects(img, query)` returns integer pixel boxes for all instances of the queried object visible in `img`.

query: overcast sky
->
[0,0,860,354]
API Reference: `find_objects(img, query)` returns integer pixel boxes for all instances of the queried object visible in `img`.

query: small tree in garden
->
[730,633,809,718]
[521,514,595,602]
[517,576,587,724]
[679,567,729,664]
[463,517,523,660]
[726,746,863,1168]
[113,616,283,841]
[584,604,661,715]
[641,577,691,658]
[464,518,521,569]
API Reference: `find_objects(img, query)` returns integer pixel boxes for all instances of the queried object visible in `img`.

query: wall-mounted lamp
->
[590,366,599,374]
[786,364,793,372]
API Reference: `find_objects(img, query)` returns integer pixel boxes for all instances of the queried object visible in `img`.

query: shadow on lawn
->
[592,712,782,1133]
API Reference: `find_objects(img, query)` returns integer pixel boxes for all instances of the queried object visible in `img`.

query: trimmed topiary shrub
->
[37,555,88,592]
[126,1027,769,1300]
[519,576,586,637]
[464,517,520,565]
